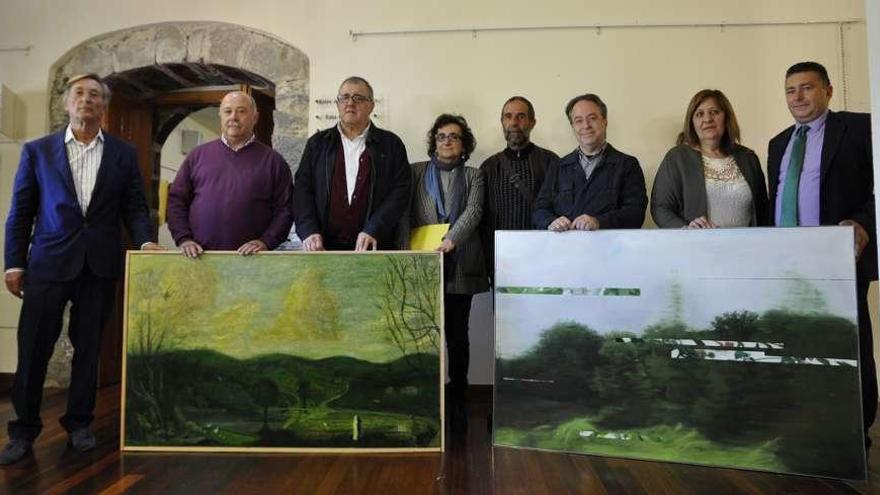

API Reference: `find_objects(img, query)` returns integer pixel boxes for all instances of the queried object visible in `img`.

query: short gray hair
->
[339,76,374,100]
[62,73,112,106]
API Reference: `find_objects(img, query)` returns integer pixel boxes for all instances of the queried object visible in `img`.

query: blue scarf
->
[425,155,466,224]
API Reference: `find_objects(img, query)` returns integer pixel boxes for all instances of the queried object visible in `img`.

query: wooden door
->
[99,94,153,387]
[251,89,275,146]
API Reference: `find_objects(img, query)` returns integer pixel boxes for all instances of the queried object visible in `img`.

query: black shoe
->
[68,428,96,452]
[0,439,33,465]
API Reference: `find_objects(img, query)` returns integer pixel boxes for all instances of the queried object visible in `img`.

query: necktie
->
[779,125,809,227]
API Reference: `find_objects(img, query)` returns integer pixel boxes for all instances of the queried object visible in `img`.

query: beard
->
[504,128,530,148]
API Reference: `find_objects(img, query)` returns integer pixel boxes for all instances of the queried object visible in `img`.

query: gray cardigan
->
[650,144,769,228]
[399,162,489,295]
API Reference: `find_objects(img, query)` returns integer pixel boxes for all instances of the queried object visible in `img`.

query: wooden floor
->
[0,386,878,494]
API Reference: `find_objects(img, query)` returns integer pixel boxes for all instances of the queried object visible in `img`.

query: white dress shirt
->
[65,124,105,215]
[338,123,370,204]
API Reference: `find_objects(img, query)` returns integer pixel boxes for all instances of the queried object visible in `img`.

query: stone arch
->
[43,22,308,388]
[48,21,309,166]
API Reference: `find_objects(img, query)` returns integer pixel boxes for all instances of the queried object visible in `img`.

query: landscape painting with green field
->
[122,252,443,452]
[494,228,866,480]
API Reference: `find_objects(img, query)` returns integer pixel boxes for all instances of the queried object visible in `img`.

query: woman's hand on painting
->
[436,238,455,253]
[687,216,717,229]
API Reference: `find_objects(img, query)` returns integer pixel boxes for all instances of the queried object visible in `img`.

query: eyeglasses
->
[435,133,462,143]
[336,94,372,104]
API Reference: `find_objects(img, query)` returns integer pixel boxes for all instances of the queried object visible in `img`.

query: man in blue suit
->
[1,74,159,464]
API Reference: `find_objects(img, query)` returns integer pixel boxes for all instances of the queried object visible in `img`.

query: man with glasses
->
[480,96,558,277]
[533,93,647,232]
[294,76,410,251]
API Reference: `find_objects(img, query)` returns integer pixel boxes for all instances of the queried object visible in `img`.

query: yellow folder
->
[409,224,450,251]
[158,179,169,225]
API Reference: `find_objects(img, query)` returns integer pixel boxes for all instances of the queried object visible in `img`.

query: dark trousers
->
[858,278,878,432]
[444,293,473,392]
[8,266,117,441]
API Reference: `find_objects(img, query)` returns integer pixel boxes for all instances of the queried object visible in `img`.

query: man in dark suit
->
[1,74,160,464]
[767,61,876,445]
[533,93,647,231]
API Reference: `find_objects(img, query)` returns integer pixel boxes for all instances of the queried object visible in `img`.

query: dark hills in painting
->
[126,349,440,448]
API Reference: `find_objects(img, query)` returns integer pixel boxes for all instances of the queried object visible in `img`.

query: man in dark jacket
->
[534,93,647,231]
[293,76,410,251]
[480,96,558,277]
[768,61,877,444]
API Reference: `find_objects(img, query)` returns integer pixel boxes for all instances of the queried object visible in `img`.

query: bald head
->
[221,91,257,112]
[219,91,259,147]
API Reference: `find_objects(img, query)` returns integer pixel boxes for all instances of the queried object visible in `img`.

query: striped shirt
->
[65,125,104,215]
[490,151,535,230]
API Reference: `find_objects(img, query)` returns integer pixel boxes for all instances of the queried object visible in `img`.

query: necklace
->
[702,155,741,182]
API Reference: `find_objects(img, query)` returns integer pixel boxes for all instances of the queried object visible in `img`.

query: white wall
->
[0,0,873,381]
[0,147,21,371]
[157,109,220,248]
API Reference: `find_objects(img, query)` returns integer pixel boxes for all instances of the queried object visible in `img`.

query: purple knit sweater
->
[167,139,293,250]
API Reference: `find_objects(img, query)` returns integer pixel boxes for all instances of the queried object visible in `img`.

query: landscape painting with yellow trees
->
[121,251,443,452]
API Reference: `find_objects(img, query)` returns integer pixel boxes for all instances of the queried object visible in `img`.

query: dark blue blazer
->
[768,111,876,281]
[533,143,647,230]
[4,130,152,283]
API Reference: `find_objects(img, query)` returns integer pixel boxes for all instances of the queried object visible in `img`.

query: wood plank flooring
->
[0,386,877,494]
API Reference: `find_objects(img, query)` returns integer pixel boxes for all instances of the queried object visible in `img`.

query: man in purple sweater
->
[167,91,294,257]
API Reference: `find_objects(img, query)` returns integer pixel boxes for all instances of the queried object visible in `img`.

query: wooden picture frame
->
[121,251,444,453]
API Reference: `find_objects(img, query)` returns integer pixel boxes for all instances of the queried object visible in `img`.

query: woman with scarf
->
[400,114,488,421]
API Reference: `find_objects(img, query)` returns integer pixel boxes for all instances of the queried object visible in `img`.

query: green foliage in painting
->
[500,321,603,404]
[496,275,864,479]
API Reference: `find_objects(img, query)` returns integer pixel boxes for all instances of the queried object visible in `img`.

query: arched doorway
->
[48,21,309,169]
[43,22,309,387]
